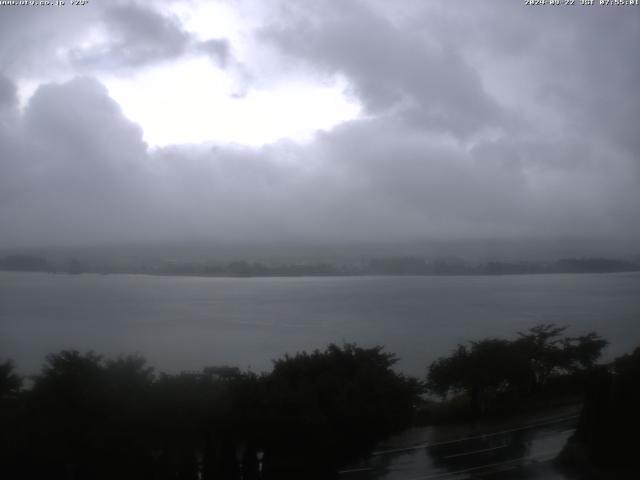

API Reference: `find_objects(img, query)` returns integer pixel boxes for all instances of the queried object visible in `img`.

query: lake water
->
[1,271,639,376]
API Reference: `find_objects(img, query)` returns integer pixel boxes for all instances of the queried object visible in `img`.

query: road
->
[339,406,581,480]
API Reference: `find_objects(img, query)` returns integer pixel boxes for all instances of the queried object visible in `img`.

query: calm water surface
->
[1,271,639,375]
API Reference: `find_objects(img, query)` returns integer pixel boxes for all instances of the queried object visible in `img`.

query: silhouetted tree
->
[561,346,640,472]
[261,344,423,479]
[516,324,607,392]
[25,351,108,479]
[561,332,608,372]
[0,360,21,400]
[0,360,23,477]
[1,345,422,480]
[427,339,528,415]
[427,324,607,416]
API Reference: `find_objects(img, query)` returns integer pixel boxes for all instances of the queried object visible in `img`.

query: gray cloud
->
[0,1,639,257]
[0,2,235,79]
[69,4,192,70]
[262,0,503,138]
[197,38,231,68]
[0,73,17,110]
[1,73,638,253]
[0,6,97,78]
[0,76,154,246]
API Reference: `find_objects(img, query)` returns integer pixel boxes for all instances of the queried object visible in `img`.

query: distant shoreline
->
[2,267,639,280]
[2,253,639,278]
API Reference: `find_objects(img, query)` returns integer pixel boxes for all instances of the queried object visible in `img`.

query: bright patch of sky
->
[17,0,361,148]
[103,57,360,147]
[106,0,361,148]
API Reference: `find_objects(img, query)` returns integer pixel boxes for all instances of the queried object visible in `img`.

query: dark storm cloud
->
[0,74,308,246]
[1,73,637,250]
[310,116,640,242]
[426,1,640,166]
[262,0,503,138]
[69,4,192,70]
[0,76,157,246]
[0,0,638,254]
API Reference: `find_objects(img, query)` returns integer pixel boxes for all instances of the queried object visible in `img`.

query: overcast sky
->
[0,0,639,256]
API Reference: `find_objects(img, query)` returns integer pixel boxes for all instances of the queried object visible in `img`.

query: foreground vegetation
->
[0,345,421,480]
[560,346,640,474]
[423,324,607,420]
[0,324,636,479]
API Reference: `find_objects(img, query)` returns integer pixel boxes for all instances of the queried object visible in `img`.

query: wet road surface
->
[339,406,581,480]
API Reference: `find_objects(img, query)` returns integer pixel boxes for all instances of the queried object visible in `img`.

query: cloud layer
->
[0,0,639,256]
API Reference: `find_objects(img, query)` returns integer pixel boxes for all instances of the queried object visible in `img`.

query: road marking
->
[371,415,578,456]
[338,467,373,474]
[443,444,509,459]
[403,450,558,480]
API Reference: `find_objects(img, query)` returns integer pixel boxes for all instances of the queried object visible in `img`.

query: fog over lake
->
[2,271,639,377]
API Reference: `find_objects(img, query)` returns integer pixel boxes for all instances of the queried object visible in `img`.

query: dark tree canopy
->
[0,360,22,400]
[262,344,424,476]
[427,324,607,415]
[0,344,423,480]
[562,346,640,470]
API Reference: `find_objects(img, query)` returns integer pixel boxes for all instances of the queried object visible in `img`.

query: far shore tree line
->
[1,253,639,277]
[0,324,637,479]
